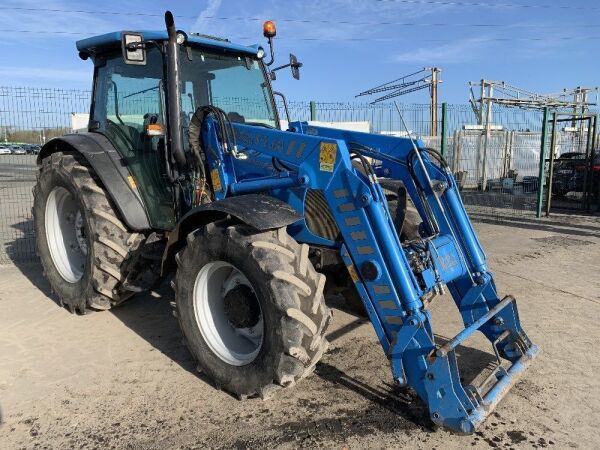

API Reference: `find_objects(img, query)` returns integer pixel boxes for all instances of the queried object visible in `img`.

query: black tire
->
[33,151,144,312]
[173,222,331,399]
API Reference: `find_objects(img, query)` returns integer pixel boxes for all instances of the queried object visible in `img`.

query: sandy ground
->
[1,215,600,449]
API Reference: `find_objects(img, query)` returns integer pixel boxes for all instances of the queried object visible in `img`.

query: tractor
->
[33,11,538,433]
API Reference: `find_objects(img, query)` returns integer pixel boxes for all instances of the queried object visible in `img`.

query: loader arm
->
[199,119,539,433]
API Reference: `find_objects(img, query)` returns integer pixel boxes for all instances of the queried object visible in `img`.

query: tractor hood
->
[76,31,262,58]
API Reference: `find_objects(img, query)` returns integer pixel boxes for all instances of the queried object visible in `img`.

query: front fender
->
[161,194,301,274]
[38,133,151,231]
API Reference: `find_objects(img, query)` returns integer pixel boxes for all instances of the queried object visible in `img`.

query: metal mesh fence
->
[0,87,90,264]
[0,86,595,264]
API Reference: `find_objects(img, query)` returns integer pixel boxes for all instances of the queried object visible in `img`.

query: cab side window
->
[92,48,164,156]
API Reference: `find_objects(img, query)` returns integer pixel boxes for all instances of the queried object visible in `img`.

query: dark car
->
[552,151,600,196]
[23,144,42,155]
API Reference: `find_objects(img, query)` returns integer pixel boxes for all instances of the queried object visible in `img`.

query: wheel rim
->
[45,187,88,283]
[193,261,264,366]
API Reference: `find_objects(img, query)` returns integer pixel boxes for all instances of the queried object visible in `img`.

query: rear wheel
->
[33,152,145,312]
[173,222,331,399]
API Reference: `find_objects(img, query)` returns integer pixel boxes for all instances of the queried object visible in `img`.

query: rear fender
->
[161,194,301,274]
[38,133,151,230]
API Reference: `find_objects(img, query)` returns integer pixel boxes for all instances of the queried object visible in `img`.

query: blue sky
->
[0,0,598,103]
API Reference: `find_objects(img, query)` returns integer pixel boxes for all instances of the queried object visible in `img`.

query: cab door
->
[90,48,175,229]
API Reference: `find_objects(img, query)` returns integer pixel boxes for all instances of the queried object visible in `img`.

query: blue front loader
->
[202,118,539,433]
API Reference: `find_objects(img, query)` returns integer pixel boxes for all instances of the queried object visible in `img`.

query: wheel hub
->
[223,285,261,329]
[45,187,87,283]
[193,261,264,366]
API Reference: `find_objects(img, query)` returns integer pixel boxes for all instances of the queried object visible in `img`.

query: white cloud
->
[193,0,223,32]
[0,66,90,82]
[188,0,447,43]
[0,0,161,42]
[394,38,489,64]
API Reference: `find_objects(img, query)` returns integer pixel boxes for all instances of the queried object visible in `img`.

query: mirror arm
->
[271,62,291,72]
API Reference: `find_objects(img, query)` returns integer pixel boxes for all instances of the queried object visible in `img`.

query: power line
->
[2,29,600,43]
[0,7,598,29]
[376,0,600,10]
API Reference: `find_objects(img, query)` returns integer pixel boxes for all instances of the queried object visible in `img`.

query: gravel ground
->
[1,215,599,449]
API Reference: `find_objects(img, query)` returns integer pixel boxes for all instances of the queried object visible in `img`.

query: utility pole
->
[428,67,441,137]
[481,82,494,191]
[572,87,581,128]
[475,79,487,186]
[479,79,485,125]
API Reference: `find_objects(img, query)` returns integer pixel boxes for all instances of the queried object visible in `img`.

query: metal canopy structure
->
[356,67,442,135]
[469,80,598,119]
[467,80,598,192]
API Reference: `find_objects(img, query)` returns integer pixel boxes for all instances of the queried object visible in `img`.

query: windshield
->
[179,47,277,128]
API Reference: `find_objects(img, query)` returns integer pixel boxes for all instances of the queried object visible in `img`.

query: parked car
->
[10,145,27,155]
[552,151,600,196]
[30,145,42,155]
[0,145,11,155]
[22,144,39,154]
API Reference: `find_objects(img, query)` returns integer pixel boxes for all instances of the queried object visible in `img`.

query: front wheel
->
[173,222,331,399]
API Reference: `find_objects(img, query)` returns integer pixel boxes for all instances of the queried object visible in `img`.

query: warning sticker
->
[210,168,222,192]
[347,264,359,283]
[319,142,337,172]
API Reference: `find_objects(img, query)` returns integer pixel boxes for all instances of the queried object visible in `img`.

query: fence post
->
[481,96,492,190]
[309,101,316,121]
[594,114,600,212]
[440,102,448,157]
[536,107,549,218]
[544,112,559,216]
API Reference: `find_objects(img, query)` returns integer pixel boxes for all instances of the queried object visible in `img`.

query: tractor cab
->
[76,16,298,229]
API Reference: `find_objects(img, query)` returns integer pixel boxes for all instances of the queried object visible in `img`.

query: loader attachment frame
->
[196,119,539,433]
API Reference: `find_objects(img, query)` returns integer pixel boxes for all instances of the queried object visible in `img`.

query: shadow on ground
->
[4,219,57,303]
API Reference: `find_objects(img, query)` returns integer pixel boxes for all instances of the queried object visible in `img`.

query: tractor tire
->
[173,222,331,399]
[33,151,144,313]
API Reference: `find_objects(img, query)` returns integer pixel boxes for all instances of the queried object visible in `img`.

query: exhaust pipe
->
[165,11,186,169]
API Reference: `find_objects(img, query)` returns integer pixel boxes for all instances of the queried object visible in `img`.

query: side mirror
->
[121,32,146,65]
[269,53,302,80]
[289,54,302,80]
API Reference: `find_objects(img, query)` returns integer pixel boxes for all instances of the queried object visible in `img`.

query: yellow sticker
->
[319,142,337,172]
[347,264,359,283]
[210,168,222,192]
[127,175,137,189]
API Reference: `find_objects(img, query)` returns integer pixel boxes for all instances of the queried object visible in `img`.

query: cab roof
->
[76,31,261,57]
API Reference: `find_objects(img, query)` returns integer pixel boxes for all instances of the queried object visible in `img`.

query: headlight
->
[176,31,187,45]
[256,47,265,59]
